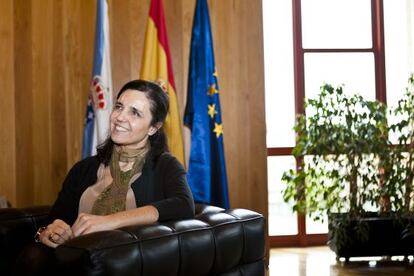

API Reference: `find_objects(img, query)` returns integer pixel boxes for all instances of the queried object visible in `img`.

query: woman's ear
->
[148,122,163,136]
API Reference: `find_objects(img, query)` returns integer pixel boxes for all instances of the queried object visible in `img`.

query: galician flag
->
[82,0,113,158]
[140,0,185,165]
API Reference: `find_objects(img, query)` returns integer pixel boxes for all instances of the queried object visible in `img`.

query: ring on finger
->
[48,233,56,243]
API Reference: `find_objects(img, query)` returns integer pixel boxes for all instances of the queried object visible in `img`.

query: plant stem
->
[405,122,414,212]
[349,155,358,214]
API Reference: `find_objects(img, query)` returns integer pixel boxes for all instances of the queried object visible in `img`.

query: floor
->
[268,246,414,276]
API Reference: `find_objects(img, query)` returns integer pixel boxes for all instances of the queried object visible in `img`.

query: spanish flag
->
[140,0,185,165]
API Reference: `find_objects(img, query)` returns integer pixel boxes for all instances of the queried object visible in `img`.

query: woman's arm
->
[149,154,195,221]
[48,157,99,225]
[71,205,159,237]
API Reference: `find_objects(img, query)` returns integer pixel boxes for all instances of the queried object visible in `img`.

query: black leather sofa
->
[0,204,265,275]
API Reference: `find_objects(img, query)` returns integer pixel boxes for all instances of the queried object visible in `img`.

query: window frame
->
[268,0,386,247]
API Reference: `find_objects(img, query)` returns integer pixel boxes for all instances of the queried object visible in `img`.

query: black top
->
[48,152,195,225]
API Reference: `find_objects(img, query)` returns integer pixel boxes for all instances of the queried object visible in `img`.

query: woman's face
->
[110,89,158,149]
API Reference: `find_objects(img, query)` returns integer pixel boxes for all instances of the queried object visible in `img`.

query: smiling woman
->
[12,80,195,276]
[110,90,160,149]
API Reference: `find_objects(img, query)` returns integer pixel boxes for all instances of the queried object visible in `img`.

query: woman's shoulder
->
[154,152,185,172]
[158,152,181,164]
[69,155,101,175]
[158,152,176,161]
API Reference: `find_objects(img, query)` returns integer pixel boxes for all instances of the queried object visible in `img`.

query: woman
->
[13,80,194,274]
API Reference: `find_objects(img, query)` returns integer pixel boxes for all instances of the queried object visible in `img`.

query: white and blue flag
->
[82,0,113,158]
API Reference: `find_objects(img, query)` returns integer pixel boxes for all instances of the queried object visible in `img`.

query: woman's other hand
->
[39,219,73,248]
[71,213,117,237]
[72,206,159,237]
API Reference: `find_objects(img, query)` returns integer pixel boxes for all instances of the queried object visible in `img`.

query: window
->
[263,0,414,247]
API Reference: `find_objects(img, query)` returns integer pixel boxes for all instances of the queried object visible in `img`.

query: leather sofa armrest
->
[0,206,51,275]
[194,203,224,215]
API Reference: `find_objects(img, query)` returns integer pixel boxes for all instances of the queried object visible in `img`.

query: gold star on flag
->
[208,84,218,95]
[208,104,218,119]
[213,122,223,138]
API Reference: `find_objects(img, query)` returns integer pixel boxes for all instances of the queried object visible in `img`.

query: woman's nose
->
[115,110,127,121]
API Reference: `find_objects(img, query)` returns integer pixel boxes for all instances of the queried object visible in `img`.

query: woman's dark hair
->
[96,79,170,165]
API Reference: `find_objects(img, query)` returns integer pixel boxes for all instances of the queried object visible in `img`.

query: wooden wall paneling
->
[226,0,247,208]
[178,0,195,108]
[0,0,16,207]
[165,0,187,170]
[62,0,88,169]
[210,0,246,208]
[77,0,95,167]
[209,0,268,216]
[32,0,53,204]
[50,0,69,200]
[178,0,194,166]
[79,0,95,93]
[241,0,269,263]
[164,0,185,114]
[110,0,133,94]
[243,0,267,216]
[127,0,147,86]
[14,0,34,207]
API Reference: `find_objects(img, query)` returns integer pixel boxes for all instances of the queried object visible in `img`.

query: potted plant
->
[281,76,414,260]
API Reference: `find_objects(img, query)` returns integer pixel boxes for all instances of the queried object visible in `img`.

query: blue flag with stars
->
[184,0,229,209]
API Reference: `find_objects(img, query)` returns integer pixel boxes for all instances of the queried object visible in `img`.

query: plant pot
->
[328,213,414,261]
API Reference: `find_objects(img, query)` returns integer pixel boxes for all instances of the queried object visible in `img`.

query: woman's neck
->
[119,160,134,172]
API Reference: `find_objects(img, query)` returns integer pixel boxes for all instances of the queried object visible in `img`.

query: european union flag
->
[184,0,229,209]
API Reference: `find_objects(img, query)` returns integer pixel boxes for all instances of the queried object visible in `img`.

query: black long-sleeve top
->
[47,152,195,225]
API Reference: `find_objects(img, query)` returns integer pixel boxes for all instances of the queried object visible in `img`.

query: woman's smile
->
[114,124,129,132]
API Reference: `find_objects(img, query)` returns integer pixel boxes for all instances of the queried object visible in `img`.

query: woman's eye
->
[132,110,141,117]
[113,104,122,110]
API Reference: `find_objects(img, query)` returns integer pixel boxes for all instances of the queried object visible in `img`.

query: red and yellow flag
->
[140,0,185,165]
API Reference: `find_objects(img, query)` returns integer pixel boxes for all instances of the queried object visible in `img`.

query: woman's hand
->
[39,219,73,248]
[71,213,117,237]
[71,206,159,237]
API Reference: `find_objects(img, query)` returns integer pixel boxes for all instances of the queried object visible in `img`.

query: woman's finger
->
[50,232,65,244]
[72,213,90,237]
[40,229,58,248]
[54,225,72,241]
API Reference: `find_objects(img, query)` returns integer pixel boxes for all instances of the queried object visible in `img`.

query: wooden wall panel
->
[209,0,268,216]
[0,0,268,223]
[0,0,16,206]
[211,0,245,209]
[164,0,185,108]
[14,0,34,207]
[32,0,53,204]
[110,0,133,93]
[177,0,194,108]
[50,0,68,201]
[127,0,147,84]
[62,0,94,169]
[243,1,267,213]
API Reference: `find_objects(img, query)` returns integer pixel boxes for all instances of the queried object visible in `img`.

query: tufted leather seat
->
[0,204,265,276]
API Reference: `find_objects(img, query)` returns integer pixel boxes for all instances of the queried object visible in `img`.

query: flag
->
[140,0,185,165]
[82,0,113,158]
[184,0,229,208]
